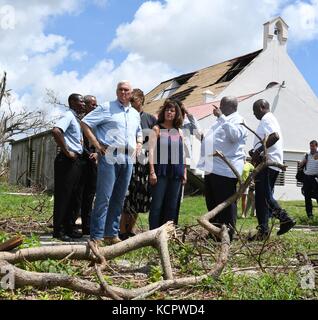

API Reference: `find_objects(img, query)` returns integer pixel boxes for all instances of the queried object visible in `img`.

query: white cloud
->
[282,0,318,42]
[3,52,175,120]
[1,0,317,124]
[70,50,88,61]
[109,0,285,70]
[35,53,175,106]
[0,0,175,118]
[0,0,79,91]
[110,0,318,71]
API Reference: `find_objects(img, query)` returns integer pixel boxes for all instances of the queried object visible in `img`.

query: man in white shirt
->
[249,99,295,240]
[299,140,318,218]
[198,96,248,241]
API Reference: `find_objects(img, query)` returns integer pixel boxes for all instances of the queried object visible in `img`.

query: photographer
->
[299,140,318,219]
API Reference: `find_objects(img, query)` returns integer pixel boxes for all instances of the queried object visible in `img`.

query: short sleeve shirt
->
[254,112,283,171]
[54,110,83,154]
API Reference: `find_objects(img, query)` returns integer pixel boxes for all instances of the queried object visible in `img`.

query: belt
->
[58,152,84,159]
[113,147,130,155]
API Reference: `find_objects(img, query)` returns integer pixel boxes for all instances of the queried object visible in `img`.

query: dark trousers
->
[53,153,83,234]
[255,167,281,233]
[303,174,318,216]
[149,176,182,230]
[73,158,97,234]
[204,173,238,238]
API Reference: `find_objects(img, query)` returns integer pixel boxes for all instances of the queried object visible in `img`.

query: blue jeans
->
[90,155,133,240]
[255,167,281,233]
[149,176,182,230]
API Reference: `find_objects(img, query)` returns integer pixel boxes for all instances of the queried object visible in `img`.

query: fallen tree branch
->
[0,241,228,300]
[95,265,123,300]
[87,240,107,267]
[156,223,174,280]
[0,224,168,262]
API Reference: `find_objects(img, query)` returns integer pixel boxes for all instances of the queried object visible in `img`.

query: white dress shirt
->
[254,112,283,172]
[197,111,248,178]
[182,114,201,159]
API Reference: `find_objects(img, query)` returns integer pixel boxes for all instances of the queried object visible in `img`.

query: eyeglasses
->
[118,87,130,92]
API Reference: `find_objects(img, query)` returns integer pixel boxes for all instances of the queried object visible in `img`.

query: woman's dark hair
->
[157,100,184,128]
[130,88,145,105]
[170,98,188,118]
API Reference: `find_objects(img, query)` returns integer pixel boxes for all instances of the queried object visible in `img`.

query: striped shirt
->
[304,153,318,176]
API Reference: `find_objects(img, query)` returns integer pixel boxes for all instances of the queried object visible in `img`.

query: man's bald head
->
[220,96,238,116]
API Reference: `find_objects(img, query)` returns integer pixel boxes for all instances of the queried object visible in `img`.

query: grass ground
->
[0,181,318,300]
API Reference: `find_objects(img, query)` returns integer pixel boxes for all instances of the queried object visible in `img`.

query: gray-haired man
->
[81,81,142,244]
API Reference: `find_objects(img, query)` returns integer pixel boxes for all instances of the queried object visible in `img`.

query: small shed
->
[9,130,57,190]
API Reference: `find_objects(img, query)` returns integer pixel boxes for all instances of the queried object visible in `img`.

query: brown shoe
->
[91,239,104,247]
[104,236,122,245]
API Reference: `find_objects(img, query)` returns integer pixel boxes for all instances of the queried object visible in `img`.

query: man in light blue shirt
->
[198,96,247,241]
[52,93,85,240]
[81,81,142,244]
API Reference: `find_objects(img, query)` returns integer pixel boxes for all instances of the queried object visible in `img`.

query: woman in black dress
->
[119,89,157,240]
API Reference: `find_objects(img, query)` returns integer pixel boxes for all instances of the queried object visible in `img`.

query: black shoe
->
[277,217,296,236]
[66,230,83,239]
[119,232,136,241]
[53,232,71,242]
[248,228,269,242]
[82,228,90,236]
[127,232,136,238]
[274,209,296,236]
[73,224,82,232]
[119,233,129,241]
[308,213,314,219]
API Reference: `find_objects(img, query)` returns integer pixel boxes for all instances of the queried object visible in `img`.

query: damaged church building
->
[9,17,318,199]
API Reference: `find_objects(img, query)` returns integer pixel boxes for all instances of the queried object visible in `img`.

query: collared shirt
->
[304,153,318,176]
[182,114,201,159]
[54,110,83,154]
[198,111,248,178]
[82,99,142,155]
[140,111,157,130]
[254,112,283,172]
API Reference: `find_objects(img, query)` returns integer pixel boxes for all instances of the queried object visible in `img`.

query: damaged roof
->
[144,49,262,115]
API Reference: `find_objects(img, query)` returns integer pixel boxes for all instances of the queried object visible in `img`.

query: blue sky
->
[45,0,146,75]
[0,0,317,111]
[289,41,318,97]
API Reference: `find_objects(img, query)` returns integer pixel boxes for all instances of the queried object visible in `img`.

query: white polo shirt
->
[254,112,283,172]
